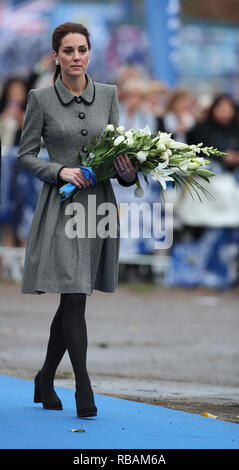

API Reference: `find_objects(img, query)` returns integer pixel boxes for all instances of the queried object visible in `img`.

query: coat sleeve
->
[17,89,66,186]
[109,85,137,188]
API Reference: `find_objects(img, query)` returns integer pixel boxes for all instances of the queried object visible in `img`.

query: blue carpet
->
[0,375,238,449]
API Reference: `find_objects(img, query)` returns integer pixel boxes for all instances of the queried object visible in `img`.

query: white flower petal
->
[116,125,125,134]
[125,130,133,139]
[158,175,174,190]
[156,157,169,169]
[136,150,148,162]
[114,135,125,146]
[126,138,134,147]
[142,124,151,135]
[169,141,189,150]
[106,124,114,132]
[156,143,167,151]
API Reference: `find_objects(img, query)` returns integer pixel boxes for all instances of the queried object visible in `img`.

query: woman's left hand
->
[114,153,138,182]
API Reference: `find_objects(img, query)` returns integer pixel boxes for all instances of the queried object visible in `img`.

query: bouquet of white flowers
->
[59,124,227,202]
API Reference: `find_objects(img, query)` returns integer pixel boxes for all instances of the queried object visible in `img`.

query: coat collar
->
[54,72,95,105]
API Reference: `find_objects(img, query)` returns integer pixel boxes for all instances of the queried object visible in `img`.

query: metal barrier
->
[0,246,25,283]
[0,245,169,284]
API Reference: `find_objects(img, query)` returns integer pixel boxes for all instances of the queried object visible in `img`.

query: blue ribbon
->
[59,165,96,201]
[79,165,97,185]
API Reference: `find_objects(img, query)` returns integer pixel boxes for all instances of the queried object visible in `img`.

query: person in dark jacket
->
[166,95,239,288]
[187,94,239,171]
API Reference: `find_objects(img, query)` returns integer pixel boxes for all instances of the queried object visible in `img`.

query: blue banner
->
[144,0,181,87]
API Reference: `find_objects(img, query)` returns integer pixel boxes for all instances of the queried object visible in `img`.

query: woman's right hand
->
[59,167,93,188]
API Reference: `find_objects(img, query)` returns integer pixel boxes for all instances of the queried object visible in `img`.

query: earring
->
[55,60,59,66]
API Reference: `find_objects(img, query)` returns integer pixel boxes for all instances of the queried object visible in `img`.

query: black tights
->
[40,293,95,408]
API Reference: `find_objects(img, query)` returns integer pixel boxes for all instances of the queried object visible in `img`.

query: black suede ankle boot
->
[75,390,97,417]
[34,371,63,410]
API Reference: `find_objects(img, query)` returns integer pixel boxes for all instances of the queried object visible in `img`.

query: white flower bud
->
[114,135,125,146]
[125,130,134,139]
[126,138,134,147]
[169,141,188,150]
[134,186,144,198]
[116,125,125,134]
[106,124,115,132]
[156,142,167,151]
[187,159,201,170]
[136,150,148,162]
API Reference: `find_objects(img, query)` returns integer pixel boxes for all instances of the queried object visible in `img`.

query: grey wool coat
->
[18,72,136,295]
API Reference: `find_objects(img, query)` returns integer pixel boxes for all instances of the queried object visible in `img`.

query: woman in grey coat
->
[17,22,138,418]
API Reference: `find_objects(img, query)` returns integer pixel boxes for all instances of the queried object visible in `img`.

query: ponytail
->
[53,63,61,83]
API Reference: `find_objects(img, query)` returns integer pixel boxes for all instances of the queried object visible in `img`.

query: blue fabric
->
[59,165,96,201]
[0,147,45,242]
[1,375,239,449]
[80,165,97,184]
[0,148,19,225]
[165,228,239,289]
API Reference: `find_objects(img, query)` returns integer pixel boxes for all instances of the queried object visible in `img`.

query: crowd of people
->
[1,56,239,286]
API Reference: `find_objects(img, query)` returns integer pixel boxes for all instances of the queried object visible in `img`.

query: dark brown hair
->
[52,22,91,82]
[207,93,238,126]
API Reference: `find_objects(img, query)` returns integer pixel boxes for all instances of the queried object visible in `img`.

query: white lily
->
[158,132,174,146]
[179,159,190,171]
[151,170,175,190]
[151,158,175,190]
[156,158,170,169]
[158,131,172,138]
[168,164,190,175]
[142,124,151,135]
[168,159,191,174]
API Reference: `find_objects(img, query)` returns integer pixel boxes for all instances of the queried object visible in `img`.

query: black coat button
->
[75,97,82,103]
[81,129,88,136]
[79,112,85,119]
[82,146,88,153]
[51,177,55,184]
